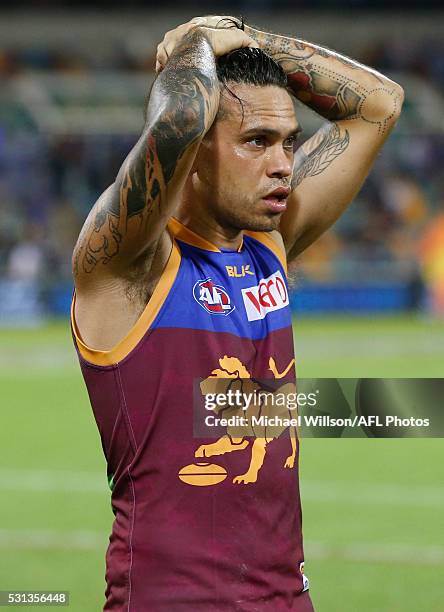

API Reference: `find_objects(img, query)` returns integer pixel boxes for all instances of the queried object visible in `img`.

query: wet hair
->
[216,46,288,90]
[214,25,288,122]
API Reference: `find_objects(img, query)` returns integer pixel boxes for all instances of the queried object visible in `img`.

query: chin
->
[241,214,281,233]
[220,208,281,233]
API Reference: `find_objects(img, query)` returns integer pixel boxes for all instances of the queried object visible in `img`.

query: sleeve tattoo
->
[291,123,350,189]
[74,31,218,275]
[246,29,402,136]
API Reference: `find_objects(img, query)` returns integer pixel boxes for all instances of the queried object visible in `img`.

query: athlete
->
[71,16,403,611]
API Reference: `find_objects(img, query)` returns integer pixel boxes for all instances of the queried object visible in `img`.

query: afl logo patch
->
[193,278,235,316]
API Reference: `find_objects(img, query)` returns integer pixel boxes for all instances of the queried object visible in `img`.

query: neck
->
[176,183,244,251]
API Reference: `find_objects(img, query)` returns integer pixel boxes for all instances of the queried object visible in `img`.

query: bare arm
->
[72,28,220,285]
[72,25,258,351]
[245,25,404,260]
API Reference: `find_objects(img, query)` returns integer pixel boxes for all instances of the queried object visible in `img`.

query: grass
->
[0,315,443,611]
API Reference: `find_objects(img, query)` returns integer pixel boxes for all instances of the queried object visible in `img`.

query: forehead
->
[218,83,298,132]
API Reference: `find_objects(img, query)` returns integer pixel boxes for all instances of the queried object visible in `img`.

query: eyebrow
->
[241,125,303,138]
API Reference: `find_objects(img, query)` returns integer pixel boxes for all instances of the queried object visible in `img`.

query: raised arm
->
[72,28,220,286]
[245,25,404,260]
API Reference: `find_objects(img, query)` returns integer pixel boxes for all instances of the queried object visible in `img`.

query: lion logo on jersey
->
[194,355,298,485]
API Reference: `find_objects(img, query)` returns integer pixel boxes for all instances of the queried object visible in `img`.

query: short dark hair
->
[216,47,288,89]
[215,47,288,121]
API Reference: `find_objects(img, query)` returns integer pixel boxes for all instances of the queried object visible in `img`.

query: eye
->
[247,136,267,148]
[283,136,299,151]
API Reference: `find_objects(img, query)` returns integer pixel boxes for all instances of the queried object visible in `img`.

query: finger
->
[163,23,197,58]
[215,16,240,29]
[156,41,166,61]
[156,29,172,55]
[190,16,207,26]
[216,30,259,52]
[163,39,175,62]
[238,33,260,49]
[158,22,192,55]
[196,15,237,29]
[156,43,168,71]
[190,16,222,25]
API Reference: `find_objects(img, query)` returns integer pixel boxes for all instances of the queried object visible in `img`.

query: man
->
[71,16,403,611]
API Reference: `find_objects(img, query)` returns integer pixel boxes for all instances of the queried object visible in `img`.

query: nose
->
[266,144,293,179]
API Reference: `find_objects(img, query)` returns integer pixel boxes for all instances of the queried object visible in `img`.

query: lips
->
[264,187,291,199]
[262,187,291,213]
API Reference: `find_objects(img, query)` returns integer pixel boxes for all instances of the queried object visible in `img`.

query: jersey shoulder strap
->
[244,231,288,274]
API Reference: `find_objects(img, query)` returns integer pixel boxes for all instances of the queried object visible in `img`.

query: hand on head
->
[155,16,258,74]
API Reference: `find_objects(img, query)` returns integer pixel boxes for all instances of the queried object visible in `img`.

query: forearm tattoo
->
[247,28,402,135]
[291,123,350,189]
[74,30,218,275]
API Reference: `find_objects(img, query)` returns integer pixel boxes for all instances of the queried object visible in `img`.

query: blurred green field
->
[0,315,443,611]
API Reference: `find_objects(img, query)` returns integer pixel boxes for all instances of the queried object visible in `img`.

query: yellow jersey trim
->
[244,231,288,274]
[71,239,181,366]
[168,217,244,253]
[168,218,286,271]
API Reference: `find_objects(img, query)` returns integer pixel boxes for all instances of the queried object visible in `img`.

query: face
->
[192,83,301,232]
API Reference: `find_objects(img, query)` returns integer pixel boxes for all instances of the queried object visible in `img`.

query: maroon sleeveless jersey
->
[72,218,313,611]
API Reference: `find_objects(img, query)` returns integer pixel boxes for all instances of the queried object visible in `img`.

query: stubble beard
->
[212,205,277,234]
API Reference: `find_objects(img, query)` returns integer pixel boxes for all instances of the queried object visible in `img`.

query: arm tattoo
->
[74,30,218,275]
[73,190,123,276]
[246,28,402,135]
[291,123,350,189]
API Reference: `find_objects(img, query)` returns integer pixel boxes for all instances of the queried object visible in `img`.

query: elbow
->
[387,84,405,129]
[393,83,405,114]
[387,82,405,120]
[370,82,405,127]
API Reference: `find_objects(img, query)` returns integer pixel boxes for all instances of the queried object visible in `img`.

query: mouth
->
[261,187,291,213]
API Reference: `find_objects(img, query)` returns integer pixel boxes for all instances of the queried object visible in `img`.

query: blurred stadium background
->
[0,1,443,611]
